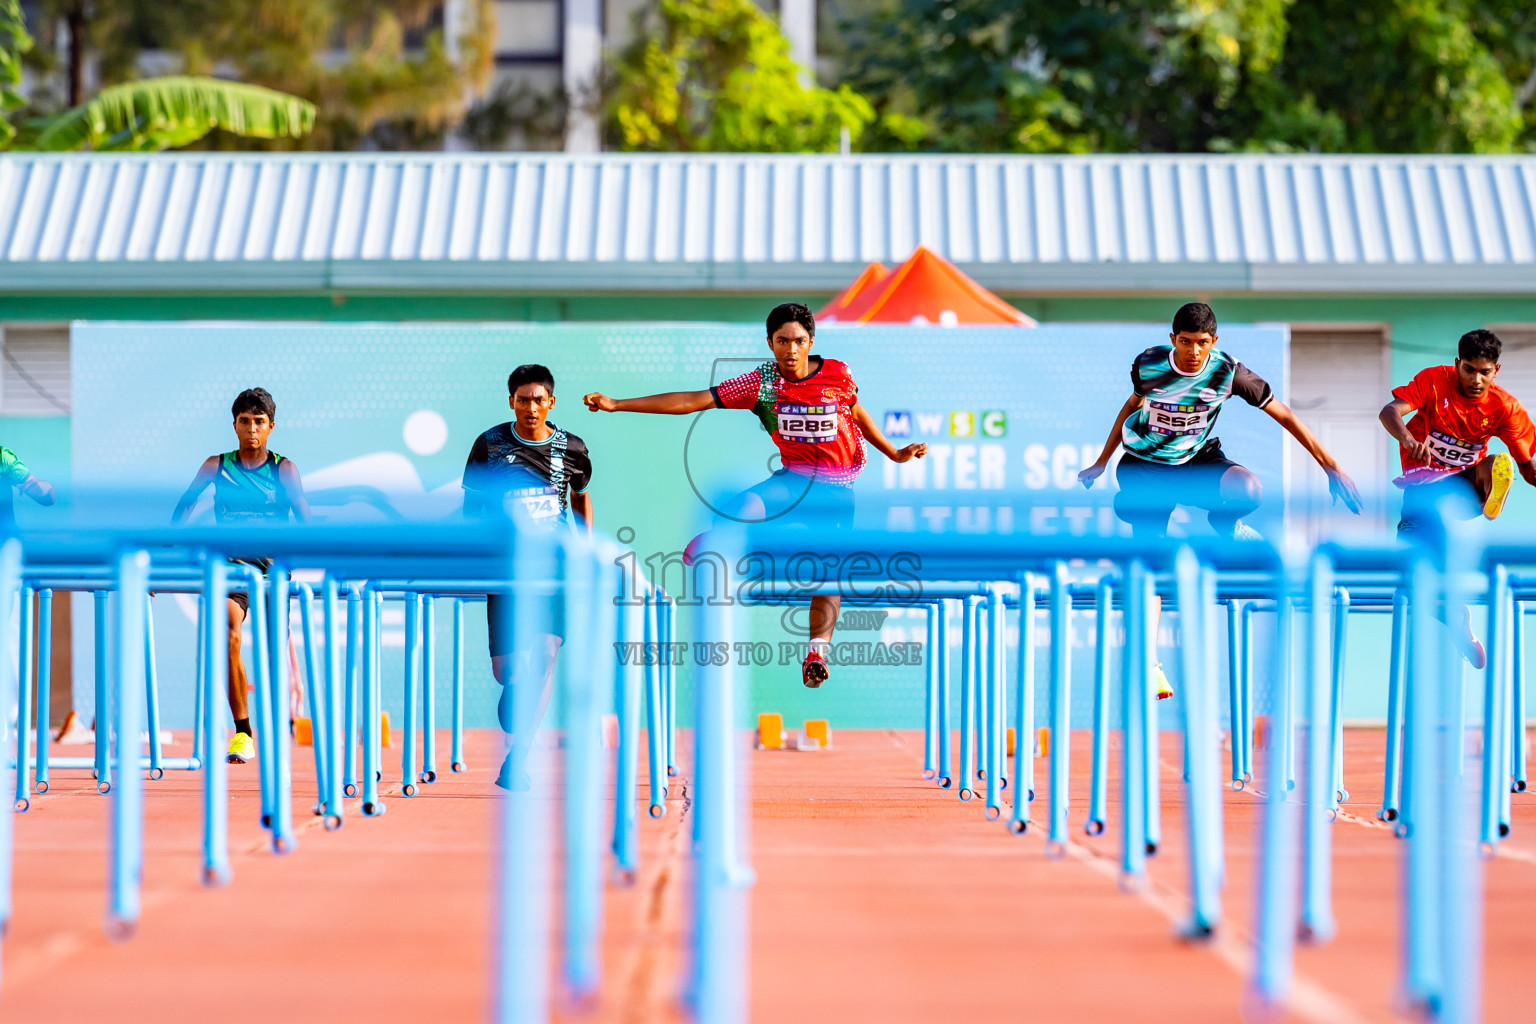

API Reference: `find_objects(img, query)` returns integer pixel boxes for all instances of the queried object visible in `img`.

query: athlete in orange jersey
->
[1380,328,1536,666]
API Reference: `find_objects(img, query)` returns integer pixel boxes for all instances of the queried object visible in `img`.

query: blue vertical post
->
[936,600,952,788]
[1226,600,1244,788]
[1250,577,1297,1009]
[1086,578,1112,836]
[14,585,33,811]
[978,587,993,791]
[143,599,163,780]
[344,586,362,795]
[298,584,327,814]
[663,597,677,779]
[361,586,384,816]
[1438,540,1482,1024]
[923,602,938,780]
[202,559,231,886]
[1328,587,1351,811]
[1144,577,1161,855]
[613,576,643,883]
[1019,579,1038,801]
[983,584,1005,817]
[322,578,344,826]
[958,594,978,802]
[1201,567,1226,885]
[1173,548,1220,937]
[691,530,751,1024]
[108,549,149,939]
[1480,565,1511,851]
[242,572,275,828]
[1241,601,1259,783]
[495,533,552,1024]
[93,589,110,792]
[1047,563,1072,850]
[452,598,466,772]
[422,595,438,783]
[643,588,666,817]
[1121,561,1149,884]
[402,593,421,797]
[1403,556,1442,1009]
[265,566,295,851]
[1300,554,1336,944]
[1380,590,1409,822]
[1511,599,1527,794]
[34,589,53,794]
[564,543,608,1003]
[0,540,22,950]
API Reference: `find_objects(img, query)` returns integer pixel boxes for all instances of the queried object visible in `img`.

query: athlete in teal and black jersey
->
[1079,302,1362,540]
[173,388,311,765]
[1078,304,1362,700]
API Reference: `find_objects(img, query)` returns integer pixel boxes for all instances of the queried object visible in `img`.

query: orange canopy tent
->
[816,246,1035,327]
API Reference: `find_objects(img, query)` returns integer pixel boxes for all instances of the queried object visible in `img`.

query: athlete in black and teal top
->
[1080,302,1362,540]
[173,388,311,765]
[463,364,593,792]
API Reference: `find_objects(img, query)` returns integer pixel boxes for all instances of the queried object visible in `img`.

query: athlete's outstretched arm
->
[569,491,594,535]
[171,456,220,522]
[1266,400,1364,513]
[850,403,926,462]
[21,475,54,506]
[1378,398,1433,463]
[583,390,715,415]
[278,460,312,522]
[1078,394,1142,488]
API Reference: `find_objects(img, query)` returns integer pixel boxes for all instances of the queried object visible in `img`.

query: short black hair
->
[1172,302,1218,336]
[767,302,816,339]
[508,364,555,396]
[232,388,275,422]
[1459,329,1502,364]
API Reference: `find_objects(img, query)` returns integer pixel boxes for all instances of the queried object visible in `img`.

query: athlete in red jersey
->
[1380,328,1536,665]
[583,303,925,688]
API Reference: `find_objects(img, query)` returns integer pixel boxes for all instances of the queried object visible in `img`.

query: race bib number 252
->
[777,402,839,443]
[1145,400,1211,437]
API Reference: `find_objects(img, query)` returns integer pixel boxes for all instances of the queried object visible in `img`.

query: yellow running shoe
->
[1155,663,1174,700]
[227,731,256,764]
[1484,452,1514,520]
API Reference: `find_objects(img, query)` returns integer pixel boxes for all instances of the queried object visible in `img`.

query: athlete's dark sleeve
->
[1232,363,1274,408]
[568,439,593,494]
[462,434,490,518]
[1129,349,1158,397]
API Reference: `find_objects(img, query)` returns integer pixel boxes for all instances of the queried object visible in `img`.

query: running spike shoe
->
[1155,663,1174,700]
[802,650,829,689]
[1484,452,1514,520]
[226,731,256,764]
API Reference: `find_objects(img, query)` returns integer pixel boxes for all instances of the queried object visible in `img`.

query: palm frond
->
[28,76,317,152]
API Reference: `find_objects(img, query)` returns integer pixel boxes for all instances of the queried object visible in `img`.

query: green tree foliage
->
[17,0,492,150]
[833,0,1536,153]
[24,77,316,151]
[0,0,30,146]
[606,0,876,152]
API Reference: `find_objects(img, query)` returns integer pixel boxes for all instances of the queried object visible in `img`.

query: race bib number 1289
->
[777,402,839,443]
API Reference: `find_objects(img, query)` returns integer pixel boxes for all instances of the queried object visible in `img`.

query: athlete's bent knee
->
[1222,467,1263,508]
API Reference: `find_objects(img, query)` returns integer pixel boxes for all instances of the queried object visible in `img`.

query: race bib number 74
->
[1425,429,1485,468]
[777,402,839,443]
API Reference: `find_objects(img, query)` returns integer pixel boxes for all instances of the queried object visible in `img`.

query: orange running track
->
[2,728,1533,1023]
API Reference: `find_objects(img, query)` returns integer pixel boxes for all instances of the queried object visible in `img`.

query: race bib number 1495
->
[1426,429,1484,468]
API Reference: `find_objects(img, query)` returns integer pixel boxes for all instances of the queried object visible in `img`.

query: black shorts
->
[486,593,565,659]
[1114,439,1244,532]
[1397,464,1481,536]
[228,590,249,620]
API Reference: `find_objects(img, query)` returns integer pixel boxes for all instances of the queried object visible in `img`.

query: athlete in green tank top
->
[0,446,56,531]
[173,388,311,765]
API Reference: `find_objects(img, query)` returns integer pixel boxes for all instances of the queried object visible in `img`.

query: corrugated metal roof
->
[2,153,1535,294]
